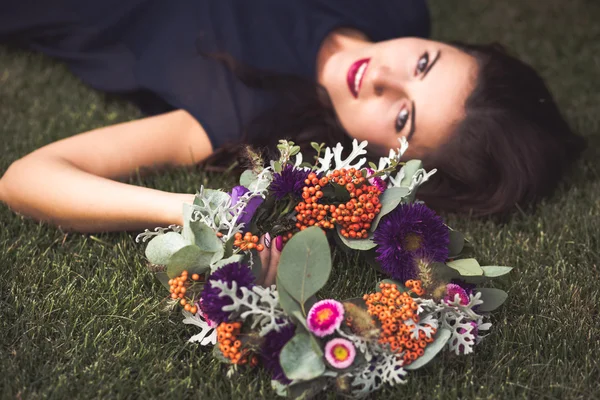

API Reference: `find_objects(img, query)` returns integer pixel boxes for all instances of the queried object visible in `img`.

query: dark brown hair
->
[417,43,586,215]
[208,43,586,216]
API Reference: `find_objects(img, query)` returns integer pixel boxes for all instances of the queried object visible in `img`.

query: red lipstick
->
[347,58,370,98]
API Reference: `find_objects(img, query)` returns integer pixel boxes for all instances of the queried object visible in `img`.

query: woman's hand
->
[256,234,285,287]
[0,110,213,232]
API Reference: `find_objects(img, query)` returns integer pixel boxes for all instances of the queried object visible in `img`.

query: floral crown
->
[137,138,510,399]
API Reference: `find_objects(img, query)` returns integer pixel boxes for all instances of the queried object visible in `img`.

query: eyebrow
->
[407,50,441,141]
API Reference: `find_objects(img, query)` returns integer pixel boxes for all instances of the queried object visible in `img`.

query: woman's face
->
[319,37,478,158]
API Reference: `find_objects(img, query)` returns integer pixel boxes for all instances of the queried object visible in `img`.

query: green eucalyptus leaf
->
[370,187,411,231]
[277,278,304,316]
[271,380,288,397]
[447,229,465,258]
[145,232,187,265]
[166,245,213,278]
[476,288,509,312]
[280,332,326,381]
[399,160,423,187]
[447,258,484,276]
[273,161,283,173]
[404,328,452,370]
[310,142,322,152]
[240,170,257,187]
[249,249,263,280]
[336,226,377,250]
[287,378,329,400]
[481,266,513,277]
[188,220,223,253]
[155,271,171,291]
[211,254,244,271]
[290,146,301,156]
[277,227,332,306]
[223,235,236,258]
[368,161,378,170]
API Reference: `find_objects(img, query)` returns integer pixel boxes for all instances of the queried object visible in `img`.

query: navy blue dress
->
[1,0,430,149]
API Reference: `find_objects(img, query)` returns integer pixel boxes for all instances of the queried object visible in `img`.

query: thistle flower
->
[260,323,295,384]
[269,164,311,200]
[306,299,345,337]
[366,168,387,193]
[199,263,255,324]
[324,338,356,369]
[372,203,449,282]
[230,185,263,227]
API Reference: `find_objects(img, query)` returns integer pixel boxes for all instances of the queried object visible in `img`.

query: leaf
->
[336,226,377,250]
[447,229,465,258]
[249,249,263,280]
[155,271,171,291]
[145,232,187,265]
[476,288,509,312]
[481,266,513,278]
[166,245,213,278]
[280,332,326,381]
[277,227,332,307]
[368,161,378,170]
[239,170,257,187]
[286,378,329,400]
[277,278,304,317]
[211,254,244,271]
[446,258,484,276]
[370,187,411,231]
[399,160,423,187]
[405,328,452,370]
[310,142,322,152]
[188,220,223,253]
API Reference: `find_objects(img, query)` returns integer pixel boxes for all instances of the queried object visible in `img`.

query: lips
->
[347,58,370,98]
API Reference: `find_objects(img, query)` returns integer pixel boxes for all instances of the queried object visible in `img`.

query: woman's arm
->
[0,110,213,232]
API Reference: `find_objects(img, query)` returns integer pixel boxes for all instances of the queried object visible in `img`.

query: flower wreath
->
[137,139,511,399]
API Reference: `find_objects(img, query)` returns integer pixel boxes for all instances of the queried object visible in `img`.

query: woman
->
[0,0,586,234]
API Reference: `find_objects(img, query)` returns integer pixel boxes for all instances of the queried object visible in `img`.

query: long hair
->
[206,44,586,216]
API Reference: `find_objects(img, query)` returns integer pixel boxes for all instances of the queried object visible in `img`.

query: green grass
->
[1,0,599,398]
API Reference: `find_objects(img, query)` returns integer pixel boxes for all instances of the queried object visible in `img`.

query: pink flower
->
[366,168,387,193]
[444,283,470,305]
[324,338,356,369]
[306,300,345,337]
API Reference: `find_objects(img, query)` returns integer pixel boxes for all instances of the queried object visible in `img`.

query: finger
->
[257,233,271,285]
[264,235,283,287]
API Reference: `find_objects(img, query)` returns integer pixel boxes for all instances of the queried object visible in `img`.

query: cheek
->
[338,105,391,146]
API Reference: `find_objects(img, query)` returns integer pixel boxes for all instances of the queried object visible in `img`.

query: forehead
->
[411,46,478,153]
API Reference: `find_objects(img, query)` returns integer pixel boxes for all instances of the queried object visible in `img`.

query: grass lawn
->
[1,0,599,398]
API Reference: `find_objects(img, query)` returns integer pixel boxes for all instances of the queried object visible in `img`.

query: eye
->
[395,108,409,133]
[415,52,429,75]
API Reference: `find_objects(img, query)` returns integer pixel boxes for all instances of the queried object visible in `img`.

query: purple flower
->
[269,164,311,200]
[366,168,387,193]
[230,185,263,228]
[324,338,356,369]
[306,299,345,337]
[372,203,449,282]
[260,323,295,384]
[199,263,255,324]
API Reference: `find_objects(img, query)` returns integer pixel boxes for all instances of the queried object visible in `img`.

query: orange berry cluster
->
[405,279,425,296]
[233,232,265,252]
[168,270,202,313]
[363,281,436,366]
[216,321,259,366]
[295,169,383,239]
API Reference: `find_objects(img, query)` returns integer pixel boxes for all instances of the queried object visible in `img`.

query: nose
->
[370,65,408,97]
